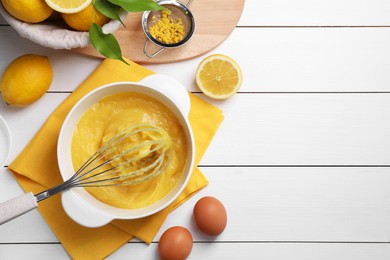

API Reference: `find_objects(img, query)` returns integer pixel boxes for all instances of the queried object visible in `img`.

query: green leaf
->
[93,0,125,26]
[89,23,129,65]
[108,0,166,12]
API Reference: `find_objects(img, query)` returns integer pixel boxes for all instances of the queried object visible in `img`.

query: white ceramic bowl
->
[0,3,127,49]
[57,74,195,227]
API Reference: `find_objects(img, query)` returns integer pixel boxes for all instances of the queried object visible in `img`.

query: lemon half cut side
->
[44,0,92,14]
[195,54,243,100]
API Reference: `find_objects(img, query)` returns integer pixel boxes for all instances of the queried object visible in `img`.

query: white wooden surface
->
[2,0,390,259]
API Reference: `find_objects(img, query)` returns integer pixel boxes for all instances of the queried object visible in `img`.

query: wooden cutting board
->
[73,0,245,64]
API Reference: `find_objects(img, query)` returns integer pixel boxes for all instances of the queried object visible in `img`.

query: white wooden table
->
[2,0,390,259]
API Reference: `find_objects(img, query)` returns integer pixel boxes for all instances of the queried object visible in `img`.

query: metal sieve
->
[142,0,195,58]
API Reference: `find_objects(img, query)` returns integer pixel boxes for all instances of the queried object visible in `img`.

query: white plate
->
[0,115,11,168]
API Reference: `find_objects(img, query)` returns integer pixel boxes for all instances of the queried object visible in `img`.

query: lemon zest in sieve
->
[149,10,185,44]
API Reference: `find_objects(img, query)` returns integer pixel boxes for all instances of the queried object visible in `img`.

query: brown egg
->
[193,196,227,236]
[158,226,193,260]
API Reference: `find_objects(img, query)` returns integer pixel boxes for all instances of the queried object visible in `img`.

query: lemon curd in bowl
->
[71,91,188,209]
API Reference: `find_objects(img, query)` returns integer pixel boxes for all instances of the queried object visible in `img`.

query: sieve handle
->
[186,0,194,6]
[143,39,165,58]
[0,192,38,225]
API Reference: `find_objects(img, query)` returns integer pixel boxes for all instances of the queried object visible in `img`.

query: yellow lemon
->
[1,0,53,23]
[0,54,53,107]
[195,54,243,99]
[61,4,110,31]
[44,0,91,14]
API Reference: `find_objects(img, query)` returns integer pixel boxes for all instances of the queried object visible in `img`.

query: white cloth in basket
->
[0,4,126,50]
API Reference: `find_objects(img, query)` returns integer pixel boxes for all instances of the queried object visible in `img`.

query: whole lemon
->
[0,54,53,107]
[61,4,110,31]
[1,0,53,23]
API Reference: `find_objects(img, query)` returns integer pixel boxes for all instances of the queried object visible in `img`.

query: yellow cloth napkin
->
[8,59,224,260]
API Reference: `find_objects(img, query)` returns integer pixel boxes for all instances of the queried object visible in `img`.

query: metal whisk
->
[36,123,172,201]
[0,123,172,225]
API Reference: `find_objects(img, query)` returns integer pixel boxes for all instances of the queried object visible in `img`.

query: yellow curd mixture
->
[71,92,187,209]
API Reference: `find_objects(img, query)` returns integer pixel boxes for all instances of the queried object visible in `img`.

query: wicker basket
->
[0,4,127,50]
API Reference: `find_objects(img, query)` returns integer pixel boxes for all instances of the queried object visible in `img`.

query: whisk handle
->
[0,192,38,225]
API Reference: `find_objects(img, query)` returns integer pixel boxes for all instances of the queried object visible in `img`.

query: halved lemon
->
[44,0,92,14]
[195,54,243,99]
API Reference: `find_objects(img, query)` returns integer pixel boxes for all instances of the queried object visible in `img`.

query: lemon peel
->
[0,54,53,107]
[61,4,110,31]
[1,0,53,23]
[44,0,92,14]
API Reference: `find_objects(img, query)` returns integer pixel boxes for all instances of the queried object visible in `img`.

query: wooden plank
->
[159,167,390,242]
[2,167,390,242]
[0,27,101,92]
[202,93,390,166]
[239,0,390,26]
[2,27,390,93]
[3,0,390,27]
[1,242,390,260]
[0,93,68,165]
[147,28,390,93]
[2,93,390,166]
[0,168,58,242]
